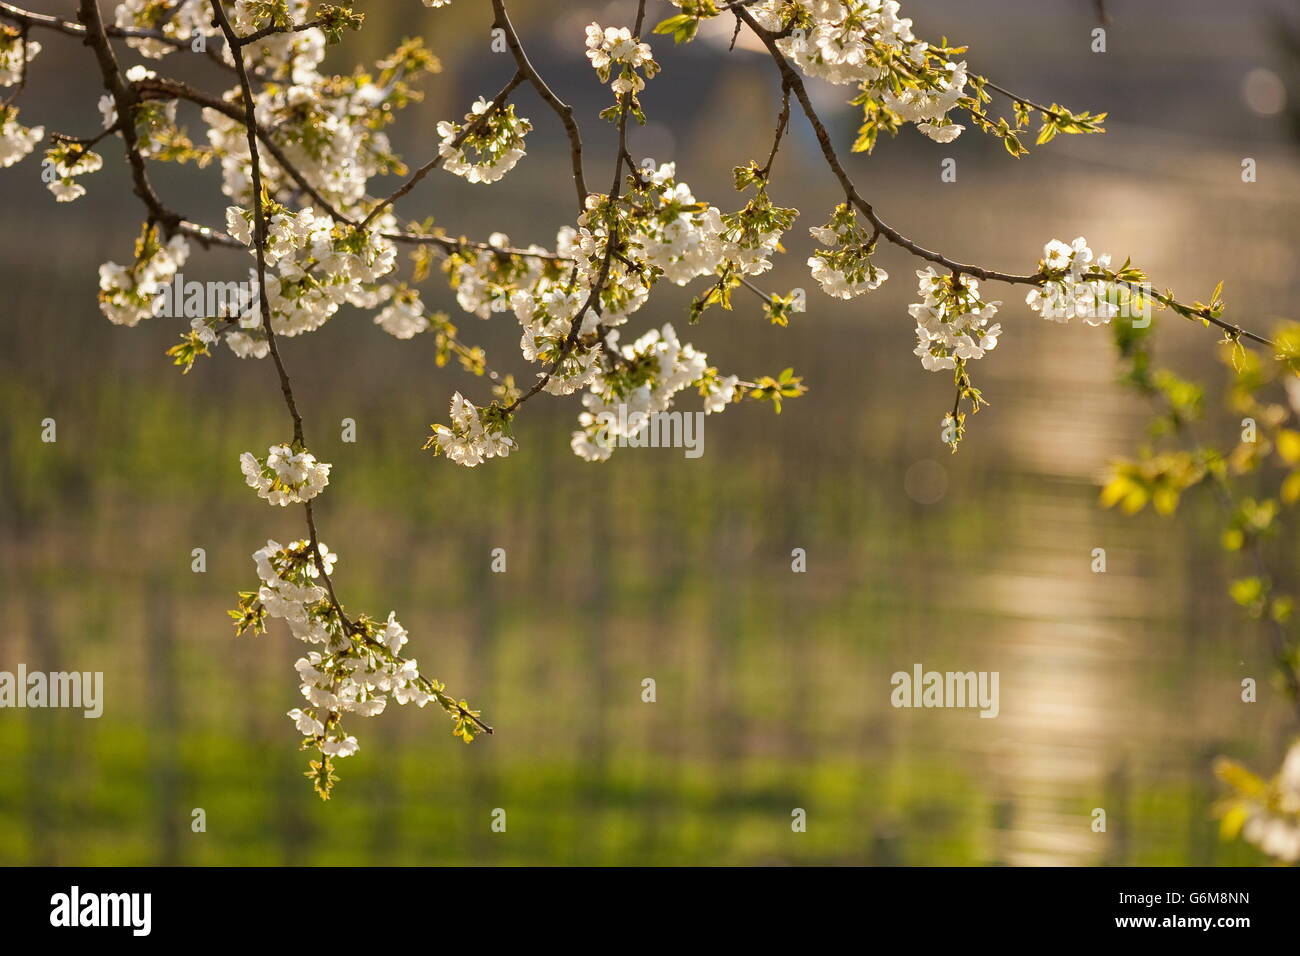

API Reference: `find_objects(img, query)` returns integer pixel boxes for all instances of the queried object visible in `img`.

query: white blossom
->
[569,323,729,461]
[1026,236,1119,326]
[0,108,42,168]
[240,444,332,505]
[0,33,39,86]
[97,229,189,327]
[374,289,430,339]
[428,392,515,467]
[584,22,658,94]
[807,204,888,299]
[437,97,530,184]
[44,146,102,202]
[909,267,1002,371]
[114,0,212,59]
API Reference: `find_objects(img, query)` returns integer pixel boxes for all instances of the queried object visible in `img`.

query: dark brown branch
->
[3,1,235,72]
[4,1,174,44]
[236,17,325,47]
[760,81,790,177]
[503,0,647,414]
[137,76,354,226]
[209,0,304,444]
[732,7,1274,349]
[76,0,180,233]
[980,77,1073,122]
[491,0,588,211]
[733,6,1039,286]
[383,228,569,261]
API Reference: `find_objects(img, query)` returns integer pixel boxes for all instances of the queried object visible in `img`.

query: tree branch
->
[491,0,588,211]
[731,7,1275,349]
[208,0,303,443]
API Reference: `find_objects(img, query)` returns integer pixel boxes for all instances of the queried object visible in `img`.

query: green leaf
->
[652,14,699,44]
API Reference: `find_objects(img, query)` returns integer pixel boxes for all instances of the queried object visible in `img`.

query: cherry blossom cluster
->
[429,159,770,465]
[115,0,211,58]
[807,203,888,299]
[633,165,733,284]
[199,10,418,212]
[424,391,516,467]
[645,161,788,284]
[97,224,190,327]
[250,538,336,646]
[437,96,531,184]
[910,267,1002,372]
[1025,236,1120,326]
[239,443,332,505]
[203,80,399,211]
[44,140,104,202]
[444,231,565,319]
[373,285,430,339]
[585,22,660,96]
[570,323,735,462]
[565,161,788,325]
[223,200,399,349]
[510,283,601,396]
[238,537,482,798]
[744,0,968,143]
[0,106,42,168]
[0,25,38,85]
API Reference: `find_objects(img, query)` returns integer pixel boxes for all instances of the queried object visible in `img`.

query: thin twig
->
[358,70,526,229]
[503,0,648,415]
[491,0,588,211]
[209,0,303,443]
[730,7,1274,349]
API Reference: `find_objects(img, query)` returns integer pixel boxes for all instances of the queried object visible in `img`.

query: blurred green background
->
[1,0,1298,865]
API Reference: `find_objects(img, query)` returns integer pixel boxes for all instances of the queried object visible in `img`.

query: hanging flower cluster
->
[424,391,516,467]
[442,231,563,319]
[807,203,888,299]
[743,0,968,143]
[0,25,38,85]
[223,200,399,348]
[659,0,1104,156]
[239,443,332,505]
[97,223,190,327]
[437,96,532,184]
[233,537,485,799]
[193,5,424,212]
[430,156,790,464]
[373,285,430,339]
[569,323,736,462]
[43,140,103,202]
[585,22,659,96]
[0,106,42,168]
[909,267,1002,372]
